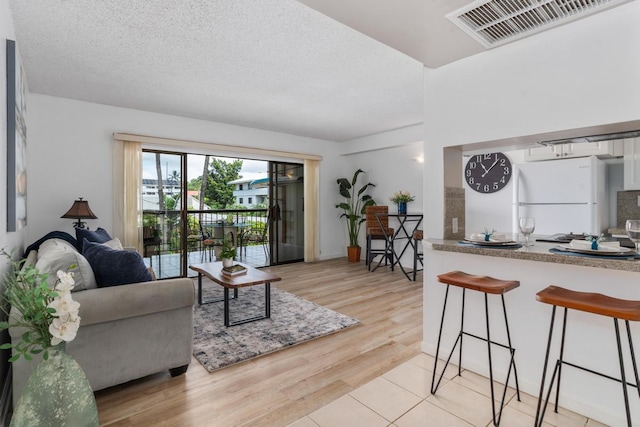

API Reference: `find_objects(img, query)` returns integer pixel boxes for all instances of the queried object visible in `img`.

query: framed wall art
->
[6,39,27,232]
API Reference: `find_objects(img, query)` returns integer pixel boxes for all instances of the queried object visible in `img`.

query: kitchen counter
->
[423,237,640,426]
[428,238,640,272]
[609,227,626,236]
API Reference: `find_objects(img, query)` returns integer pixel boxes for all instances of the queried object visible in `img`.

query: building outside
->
[142,179,210,211]
[229,175,269,208]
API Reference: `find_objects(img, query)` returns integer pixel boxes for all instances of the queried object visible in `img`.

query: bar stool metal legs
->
[534,306,640,427]
[534,285,640,427]
[431,283,521,426]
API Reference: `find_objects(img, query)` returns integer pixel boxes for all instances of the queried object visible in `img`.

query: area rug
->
[192,284,360,373]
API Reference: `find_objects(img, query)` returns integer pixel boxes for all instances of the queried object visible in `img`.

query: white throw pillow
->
[36,240,97,291]
[101,237,124,250]
[39,238,77,253]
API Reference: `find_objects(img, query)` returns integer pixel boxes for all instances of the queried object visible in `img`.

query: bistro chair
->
[240,220,269,260]
[412,229,423,281]
[200,223,222,262]
[365,205,393,271]
[143,225,162,275]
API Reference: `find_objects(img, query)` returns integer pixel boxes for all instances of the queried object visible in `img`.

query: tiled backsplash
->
[617,190,640,227]
[444,187,465,240]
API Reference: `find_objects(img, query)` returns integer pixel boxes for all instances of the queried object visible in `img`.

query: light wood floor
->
[94,258,423,426]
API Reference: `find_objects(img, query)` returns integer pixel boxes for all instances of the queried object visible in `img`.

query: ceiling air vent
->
[447,0,631,48]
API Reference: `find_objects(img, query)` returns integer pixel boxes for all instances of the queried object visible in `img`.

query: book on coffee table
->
[221,264,248,276]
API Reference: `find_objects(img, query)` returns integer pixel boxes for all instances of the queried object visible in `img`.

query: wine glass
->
[519,217,536,247]
[626,220,640,253]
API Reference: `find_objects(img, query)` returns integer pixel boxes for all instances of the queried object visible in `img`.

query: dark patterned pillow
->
[82,239,153,287]
[76,228,112,253]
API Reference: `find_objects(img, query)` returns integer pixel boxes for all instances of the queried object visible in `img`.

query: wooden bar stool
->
[432,271,521,426]
[534,286,640,427]
[365,206,393,271]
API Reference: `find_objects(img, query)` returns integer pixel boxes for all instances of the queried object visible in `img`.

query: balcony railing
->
[142,208,269,278]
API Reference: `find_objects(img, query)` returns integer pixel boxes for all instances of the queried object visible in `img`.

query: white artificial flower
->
[55,270,75,294]
[48,293,80,320]
[49,317,80,345]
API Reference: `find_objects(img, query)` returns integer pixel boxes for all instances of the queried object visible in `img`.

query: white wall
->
[423,1,640,240]
[343,142,423,210]
[26,94,348,260]
[342,125,423,214]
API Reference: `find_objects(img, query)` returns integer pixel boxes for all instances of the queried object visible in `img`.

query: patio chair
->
[143,225,163,274]
[200,223,223,262]
[240,221,269,260]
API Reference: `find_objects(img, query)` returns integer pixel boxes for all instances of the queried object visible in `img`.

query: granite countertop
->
[609,227,627,236]
[427,238,640,273]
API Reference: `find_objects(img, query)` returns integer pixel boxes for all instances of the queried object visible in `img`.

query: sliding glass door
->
[268,162,304,265]
[141,150,185,279]
[141,151,306,276]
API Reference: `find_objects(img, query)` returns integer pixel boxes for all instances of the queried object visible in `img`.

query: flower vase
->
[222,258,234,268]
[11,343,99,427]
[397,202,407,215]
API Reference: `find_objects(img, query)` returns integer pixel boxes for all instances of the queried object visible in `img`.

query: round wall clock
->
[464,152,512,194]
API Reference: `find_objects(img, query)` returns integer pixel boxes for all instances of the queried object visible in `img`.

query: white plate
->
[556,245,635,256]
[463,238,518,246]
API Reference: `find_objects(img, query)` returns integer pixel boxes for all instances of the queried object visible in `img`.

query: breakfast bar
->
[423,239,640,426]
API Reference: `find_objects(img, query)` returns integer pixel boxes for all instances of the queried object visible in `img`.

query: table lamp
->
[61,197,97,229]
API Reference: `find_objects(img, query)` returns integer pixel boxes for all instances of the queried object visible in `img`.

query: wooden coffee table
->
[189,261,281,327]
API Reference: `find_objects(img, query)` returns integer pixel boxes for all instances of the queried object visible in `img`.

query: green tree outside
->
[188,158,243,208]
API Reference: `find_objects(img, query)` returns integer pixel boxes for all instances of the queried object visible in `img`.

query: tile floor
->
[288,353,609,427]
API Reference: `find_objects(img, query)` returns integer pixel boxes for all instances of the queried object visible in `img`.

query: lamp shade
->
[61,198,97,228]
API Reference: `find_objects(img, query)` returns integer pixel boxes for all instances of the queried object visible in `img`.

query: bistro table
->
[189,261,281,327]
[372,213,423,280]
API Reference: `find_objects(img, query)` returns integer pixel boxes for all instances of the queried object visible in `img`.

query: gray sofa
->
[10,238,195,405]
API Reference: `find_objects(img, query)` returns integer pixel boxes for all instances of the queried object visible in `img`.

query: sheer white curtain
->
[122,141,142,251]
[304,159,320,262]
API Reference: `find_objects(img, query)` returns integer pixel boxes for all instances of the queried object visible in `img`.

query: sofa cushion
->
[35,239,97,291]
[76,228,112,252]
[83,239,153,287]
[101,237,124,250]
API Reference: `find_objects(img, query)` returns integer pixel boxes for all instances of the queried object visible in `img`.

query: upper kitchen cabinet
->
[623,137,640,190]
[523,140,623,161]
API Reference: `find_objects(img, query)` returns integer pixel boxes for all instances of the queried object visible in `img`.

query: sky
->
[141,153,268,182]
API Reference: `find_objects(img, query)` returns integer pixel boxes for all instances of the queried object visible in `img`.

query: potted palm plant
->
[336,169,376,262]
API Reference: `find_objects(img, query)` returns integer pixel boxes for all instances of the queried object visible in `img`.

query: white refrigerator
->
[512,156,608,236]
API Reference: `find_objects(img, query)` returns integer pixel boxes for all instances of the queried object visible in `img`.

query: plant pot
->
[347,246,361,263]
[222,258,234,268]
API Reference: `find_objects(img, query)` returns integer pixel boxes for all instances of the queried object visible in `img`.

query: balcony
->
[142,208,269,279]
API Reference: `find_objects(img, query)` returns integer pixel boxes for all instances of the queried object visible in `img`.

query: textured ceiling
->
[8,0,424,142]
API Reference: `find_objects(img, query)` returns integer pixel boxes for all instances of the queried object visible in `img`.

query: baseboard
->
[0,368,11,427]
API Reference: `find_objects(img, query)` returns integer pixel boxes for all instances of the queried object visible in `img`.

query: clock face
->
[464,152,512,194]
